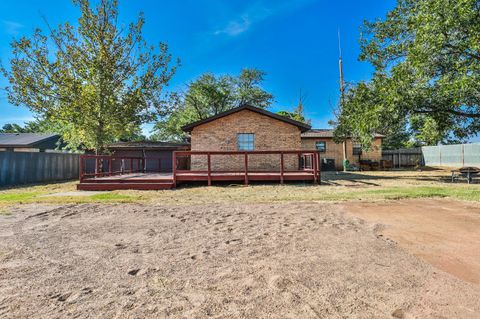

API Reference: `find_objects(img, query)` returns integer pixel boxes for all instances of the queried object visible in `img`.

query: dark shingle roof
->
[301,129,384,138]
[182,104,311,133]
[0,133,60,148]
[301,129,336,138]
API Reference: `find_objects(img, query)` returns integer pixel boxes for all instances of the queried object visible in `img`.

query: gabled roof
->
[0,133,60,148]
[301,129,384,138]
[107,141,190,150]
[182,104,312,133]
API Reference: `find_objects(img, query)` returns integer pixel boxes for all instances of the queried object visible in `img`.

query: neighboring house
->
[0,133,79,187]
[301,129,383,170]
[0,133,61,152]
[182,104,383,171]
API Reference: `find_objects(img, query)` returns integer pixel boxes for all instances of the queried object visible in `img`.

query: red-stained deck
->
[77,151,321,191]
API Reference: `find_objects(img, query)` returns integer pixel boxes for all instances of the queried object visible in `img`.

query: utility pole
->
[338,30,348,172]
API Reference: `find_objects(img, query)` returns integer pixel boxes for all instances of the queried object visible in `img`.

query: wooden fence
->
[382,148,424,168]
[0,152,79,187]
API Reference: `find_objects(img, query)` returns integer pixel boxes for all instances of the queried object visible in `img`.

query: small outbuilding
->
[106,141,190,172]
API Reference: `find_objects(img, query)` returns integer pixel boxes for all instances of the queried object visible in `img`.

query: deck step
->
[77,182,174,191]
[85,179,173,184]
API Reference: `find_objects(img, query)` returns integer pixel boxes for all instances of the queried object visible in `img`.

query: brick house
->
[182,104,383,171]
[301,129,383,170]
[182,104,311,171]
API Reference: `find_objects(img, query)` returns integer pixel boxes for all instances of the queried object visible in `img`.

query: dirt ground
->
[342,199,480,285]
[0,201,479,318]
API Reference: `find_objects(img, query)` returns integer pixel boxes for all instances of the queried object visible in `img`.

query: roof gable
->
[182,104,311,133]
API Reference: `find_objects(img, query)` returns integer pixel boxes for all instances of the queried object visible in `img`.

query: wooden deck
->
[77,151,321,191]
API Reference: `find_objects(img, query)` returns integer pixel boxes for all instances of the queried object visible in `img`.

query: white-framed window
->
[237,133,255,151]
[315,141,326,153]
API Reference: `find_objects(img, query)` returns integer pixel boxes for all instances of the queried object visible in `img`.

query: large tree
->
[152,69,274,141]
[334,0,480,147]
[1,0,178,153]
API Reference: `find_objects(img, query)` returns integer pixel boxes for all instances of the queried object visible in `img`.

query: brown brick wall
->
[301,137,382,170]
[190,109,302,171]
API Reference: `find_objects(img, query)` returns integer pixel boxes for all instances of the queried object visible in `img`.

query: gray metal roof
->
[0,133,60,148]
[301,129,384,138]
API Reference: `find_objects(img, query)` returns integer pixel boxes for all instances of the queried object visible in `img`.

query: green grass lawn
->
[1,172,480,208]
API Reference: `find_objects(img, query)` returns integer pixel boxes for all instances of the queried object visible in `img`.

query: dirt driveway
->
[0,201,479,318]
[342,199,480,285]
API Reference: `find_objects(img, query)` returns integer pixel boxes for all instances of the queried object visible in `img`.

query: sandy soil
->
[0,202,479,318]
[342,199,480,285]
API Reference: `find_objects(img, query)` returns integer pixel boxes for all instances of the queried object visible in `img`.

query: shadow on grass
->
[321,170,466,185]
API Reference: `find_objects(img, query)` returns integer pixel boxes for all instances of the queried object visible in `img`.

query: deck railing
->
[79,154,171,182]
[173,150,321,187]
[79,150,321,186]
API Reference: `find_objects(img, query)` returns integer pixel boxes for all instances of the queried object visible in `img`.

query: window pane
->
[237,133,255,151]
[315,141,326,152]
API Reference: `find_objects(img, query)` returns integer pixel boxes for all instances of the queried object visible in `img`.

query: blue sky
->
[0,0,397,136]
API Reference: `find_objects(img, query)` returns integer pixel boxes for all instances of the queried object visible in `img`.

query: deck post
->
[172,152,177,188]
[313,153,317,184]
[207,153,212,186]
[130,158,133,173]
[317,152,321,185]
[108,157,112,176]
[95,157,99,177]
[158,158,161,173]
[280,152,284,184]
[79,155,84,182]
[244,152,249,186]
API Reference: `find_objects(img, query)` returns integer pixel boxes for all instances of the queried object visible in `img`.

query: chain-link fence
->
[422,143,480,167]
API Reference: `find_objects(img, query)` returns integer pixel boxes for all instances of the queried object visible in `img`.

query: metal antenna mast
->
[338,30,348,172]
[338,29,345,105]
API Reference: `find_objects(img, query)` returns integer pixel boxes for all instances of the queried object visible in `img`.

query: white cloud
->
[3,20,24,36]
[214,15,252,36]
[213,0,315,37]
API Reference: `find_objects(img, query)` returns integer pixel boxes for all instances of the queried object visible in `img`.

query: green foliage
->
[1,0,178,153]
[277,111,309,124]
[152,69,274,141]
[0,123,33,133]
[334,0,480,148]
[0,117,59,134]
[277,90,311,125]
